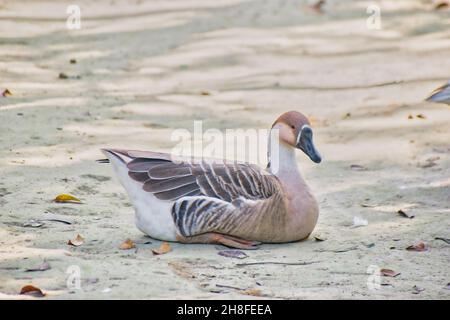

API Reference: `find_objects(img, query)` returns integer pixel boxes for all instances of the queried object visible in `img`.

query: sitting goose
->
[102,111,321,249]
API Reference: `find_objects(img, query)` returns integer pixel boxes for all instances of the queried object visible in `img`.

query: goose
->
[101,111,322,249]
[426,81,450,105]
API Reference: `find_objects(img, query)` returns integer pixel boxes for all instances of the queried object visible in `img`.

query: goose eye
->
[291,125,295,129]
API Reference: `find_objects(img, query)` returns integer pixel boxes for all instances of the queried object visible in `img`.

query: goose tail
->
[99,149,135,182]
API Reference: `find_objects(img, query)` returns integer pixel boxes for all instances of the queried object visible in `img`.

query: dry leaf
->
[434,1,449,10]
[419,156,440,169]
[380,268,400,277]
[85,277,99,284]
[119,238,136,250]
[152,242,171,255]
[419,162,436,168]
[307,0,326,14]
[416,114,426,119]
[68,234,84,246]
[218,250,248,259]
[361,203,377,208]
[412,285,425,294]
[200,91,210,96]
[241,288,262,296]
[314,236,326,242]
[23,219,44,228]
[54,194,82,204]
[20,285,45,297]
[168,261,196,279]
[397,209,414,219]
[406,242,427,252]
[2,89,12,97]
[26,261,51,272]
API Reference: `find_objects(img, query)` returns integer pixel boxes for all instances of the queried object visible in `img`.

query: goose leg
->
[216,234,261,250]
[177,233,261,250]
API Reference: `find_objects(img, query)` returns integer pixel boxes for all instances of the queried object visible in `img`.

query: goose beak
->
[296,125,322,163]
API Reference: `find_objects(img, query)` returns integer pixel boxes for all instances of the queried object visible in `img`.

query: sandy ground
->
[0,0,449,300]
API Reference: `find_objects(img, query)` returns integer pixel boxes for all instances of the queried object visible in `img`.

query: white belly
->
[106,154,177,241]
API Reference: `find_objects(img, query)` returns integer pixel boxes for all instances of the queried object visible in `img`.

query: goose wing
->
[121,150,279,202]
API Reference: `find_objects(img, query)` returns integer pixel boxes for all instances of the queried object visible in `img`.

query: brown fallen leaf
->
[2,88,12,97]
[26,261,51,272]
[406,242,427,252]
[416,114,426,119]
[397,209,414,219]
[419,156,440,169]
[168,261,195,279]
[314,236,326,242]
[380,268,400,277]
[308,0,326,14]
[20,285,46,297]
[419,162,436,169]
[68,234,84,246]
[434,1,449,10]
[152,242,171,255]
[119,238,136,250]
[200,91,210,96]
[308,116,329,127]
[241,288,262,296]
[54,194,82,204]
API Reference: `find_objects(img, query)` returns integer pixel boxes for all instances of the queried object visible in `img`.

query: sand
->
[0,0,449,299]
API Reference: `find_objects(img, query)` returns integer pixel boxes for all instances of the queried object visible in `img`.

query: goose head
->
[272,111,322,163]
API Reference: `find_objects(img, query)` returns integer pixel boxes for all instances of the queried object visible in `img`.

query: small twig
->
[235,261,318,267]
[316,246,358,253]
[435,237,450,244]
[216,284,246,291]
[42,218,72,225]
